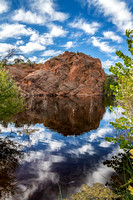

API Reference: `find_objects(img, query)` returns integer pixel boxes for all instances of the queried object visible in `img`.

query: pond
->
[0,96,123,200]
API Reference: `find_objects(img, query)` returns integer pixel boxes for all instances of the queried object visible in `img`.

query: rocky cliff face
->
[8,51,106,97]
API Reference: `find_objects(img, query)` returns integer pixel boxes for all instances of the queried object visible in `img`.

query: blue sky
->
[0,0,133,73]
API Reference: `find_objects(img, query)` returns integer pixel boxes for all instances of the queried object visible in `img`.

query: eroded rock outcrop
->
[8,51,106,96]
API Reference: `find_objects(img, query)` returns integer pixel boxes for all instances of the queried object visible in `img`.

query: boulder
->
[8,51,106,97]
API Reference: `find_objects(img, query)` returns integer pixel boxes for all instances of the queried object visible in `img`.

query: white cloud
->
[0,23,35,40]
[31,0,69,22]
[102,60,114,69]
[63,41,74,49]
[91,36,116,53]
[103,31,123,43]
[37,57,49,63]
[49,25,68,37]
[19,42,46,53]
[42,50,62,57]
[12,9,44,24]
[110,55,118,61]
[70,32,83,38]
[0,43,15,54]
[87,0,133,32]
[30,32,53,46]
[69,18,100,34]
[28,56,37,62]
[0,0,9,14]
[16,40,24,45]
[13,0,68,25]
[8,55,25,63]
[0,23,55,52]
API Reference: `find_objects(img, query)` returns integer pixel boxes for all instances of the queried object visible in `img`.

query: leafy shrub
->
[105,29,133,151]
[0,65,24,120]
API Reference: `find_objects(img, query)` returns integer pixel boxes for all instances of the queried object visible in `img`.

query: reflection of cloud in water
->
[48,140,65,151]
[99,141,112,148]
[89,127,113,142]
[103,107,124,122]
[0,105,123,200]
[86,147,124,186]
[9,151,66,200]
[67,144,95,156]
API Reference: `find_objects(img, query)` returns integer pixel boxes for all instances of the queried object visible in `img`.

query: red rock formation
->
[8,51,106,97]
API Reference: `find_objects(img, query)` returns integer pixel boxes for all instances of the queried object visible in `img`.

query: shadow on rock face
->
[13,96,105,136]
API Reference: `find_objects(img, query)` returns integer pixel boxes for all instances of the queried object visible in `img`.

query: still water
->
[0,96,122,200]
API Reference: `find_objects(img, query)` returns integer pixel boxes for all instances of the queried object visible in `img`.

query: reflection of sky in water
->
[0,107,123,200]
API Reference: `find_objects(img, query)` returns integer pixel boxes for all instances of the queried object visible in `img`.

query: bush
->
[0,65,24,120]
[105,29,133,151]
[104,75,117,96]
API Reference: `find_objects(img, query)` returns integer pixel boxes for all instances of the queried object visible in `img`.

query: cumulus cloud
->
[12,0,68,25]
[0,23,35,40]
[19,42,46,53]
[87,0,133,32]
[30,0,69,22]
[0,43,16,54]
[102,60,114,69]
[63,41,74,49]
[12,9,44,25]
[42,50,62,57]
[30,32,53,46]
[103,31,123,43]
[69,18,100,34]
[0,0,9,14]
[16,40,24,45]
[29,25,67,46]
[91,36,116,53]
[49,25,68,37]
[28,56,37,62]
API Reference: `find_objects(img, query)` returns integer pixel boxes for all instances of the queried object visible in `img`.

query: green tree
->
[0,65,24,120]
[14,58,24,65]
[105,29,133,151]
[104,75,117,96]
[26,59,34,67]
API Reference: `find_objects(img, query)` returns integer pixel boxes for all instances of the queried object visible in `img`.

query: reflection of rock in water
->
[14,96,105,136]
[0,138,23,200]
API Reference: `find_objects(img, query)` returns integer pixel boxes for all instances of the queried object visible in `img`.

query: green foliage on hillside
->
[0,65,24,120]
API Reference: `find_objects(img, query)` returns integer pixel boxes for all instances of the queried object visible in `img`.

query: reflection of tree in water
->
[0,138,23,199]
[103,152,133,196]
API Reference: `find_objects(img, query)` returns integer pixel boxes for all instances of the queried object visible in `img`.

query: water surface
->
[0,96,122,200]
